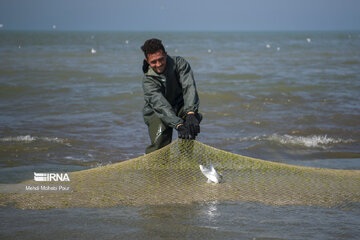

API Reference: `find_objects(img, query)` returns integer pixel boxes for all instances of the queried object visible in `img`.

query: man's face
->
[146,50,167,74]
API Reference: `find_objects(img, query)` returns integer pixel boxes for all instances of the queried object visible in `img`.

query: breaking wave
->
[267,134,354,148]
[0,135,68,144]
[231,134,355,149]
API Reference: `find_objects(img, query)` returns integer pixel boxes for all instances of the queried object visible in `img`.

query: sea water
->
[0,31,360,239]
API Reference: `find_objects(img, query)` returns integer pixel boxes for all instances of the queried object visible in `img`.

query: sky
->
[0,0,359,31]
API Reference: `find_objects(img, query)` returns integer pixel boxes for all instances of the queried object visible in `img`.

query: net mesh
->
[1,139,359,209]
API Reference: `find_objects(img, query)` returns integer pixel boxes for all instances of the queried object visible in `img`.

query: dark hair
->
[141,38,166,58]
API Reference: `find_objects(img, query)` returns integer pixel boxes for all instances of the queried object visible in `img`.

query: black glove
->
[176,124,191,139]
[185,113,200,138]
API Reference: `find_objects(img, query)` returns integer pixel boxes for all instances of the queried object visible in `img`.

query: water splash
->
[268,134,354,148]
[230,134,354,149]
[0,135,67,144]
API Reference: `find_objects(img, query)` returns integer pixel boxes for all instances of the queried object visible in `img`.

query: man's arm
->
[143,76,183,129]
[176,57,200,114]
[176,57,201,138]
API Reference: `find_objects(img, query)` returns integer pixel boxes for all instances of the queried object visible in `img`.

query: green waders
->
[145,107,186,154]
[145,109,202,154]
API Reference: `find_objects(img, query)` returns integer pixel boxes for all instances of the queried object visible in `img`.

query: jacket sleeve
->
[176,57,200,113]
[143,76,183,129]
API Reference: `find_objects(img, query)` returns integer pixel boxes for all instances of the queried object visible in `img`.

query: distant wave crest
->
[0,135,67,144]
[232,134,354,149]
[267,134,354,148]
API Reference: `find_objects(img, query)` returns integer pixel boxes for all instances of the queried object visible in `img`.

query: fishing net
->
[1,139,359,209]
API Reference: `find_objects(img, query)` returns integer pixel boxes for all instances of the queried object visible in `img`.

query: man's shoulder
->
[169,55,190,70]
[170,55,187,63]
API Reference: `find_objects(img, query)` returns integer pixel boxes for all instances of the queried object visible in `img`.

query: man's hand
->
[176,124,191,139]
[185,113,200,139]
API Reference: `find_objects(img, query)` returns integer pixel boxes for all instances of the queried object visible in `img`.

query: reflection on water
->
[1,201,359,240]
[202,201,220,222]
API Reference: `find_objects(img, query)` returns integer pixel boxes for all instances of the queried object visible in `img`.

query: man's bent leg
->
[145,115,173,154]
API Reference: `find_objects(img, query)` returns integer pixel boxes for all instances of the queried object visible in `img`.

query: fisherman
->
[141,38,202,154]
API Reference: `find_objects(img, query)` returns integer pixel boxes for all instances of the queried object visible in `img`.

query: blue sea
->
[0,31,360,239]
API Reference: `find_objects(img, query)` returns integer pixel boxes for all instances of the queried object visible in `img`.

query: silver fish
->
[199,162,222,184]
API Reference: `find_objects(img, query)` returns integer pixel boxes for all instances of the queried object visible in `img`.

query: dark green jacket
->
[142,55,200,128]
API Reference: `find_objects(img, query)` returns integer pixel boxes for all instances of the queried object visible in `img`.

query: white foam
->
[1,135,36,142]
[267,134,353,148]
[42,137,65,144]
[230,134,354,149]
[90,161,112,168]
[0,135,67,144]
